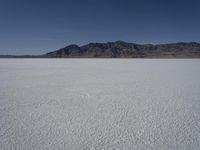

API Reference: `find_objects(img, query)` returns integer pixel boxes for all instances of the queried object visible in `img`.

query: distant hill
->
[1,41,200,58]
[45,41,200,58]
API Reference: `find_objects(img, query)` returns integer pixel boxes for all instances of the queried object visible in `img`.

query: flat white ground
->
[0,59,200,150]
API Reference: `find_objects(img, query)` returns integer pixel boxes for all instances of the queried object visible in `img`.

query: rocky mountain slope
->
[45,41,200,58]
[1,41,200,58]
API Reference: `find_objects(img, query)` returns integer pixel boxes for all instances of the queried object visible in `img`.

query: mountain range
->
[1,41,200,58]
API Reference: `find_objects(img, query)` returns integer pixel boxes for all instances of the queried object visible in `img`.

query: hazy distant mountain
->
[45,41,200,58]
[1,41,200,58]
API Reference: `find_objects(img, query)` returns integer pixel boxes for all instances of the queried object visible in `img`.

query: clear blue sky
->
[0,0,200,55]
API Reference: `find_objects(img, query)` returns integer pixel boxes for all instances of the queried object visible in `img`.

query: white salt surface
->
[0,59,200,150]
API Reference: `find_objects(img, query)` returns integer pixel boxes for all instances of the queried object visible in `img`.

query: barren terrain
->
[0,59,200,150]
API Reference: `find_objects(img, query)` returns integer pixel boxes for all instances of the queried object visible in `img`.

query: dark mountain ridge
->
[1,41,200,58]
[45,41,200,58]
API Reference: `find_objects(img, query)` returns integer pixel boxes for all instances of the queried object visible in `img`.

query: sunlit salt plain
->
[0,59,200,150]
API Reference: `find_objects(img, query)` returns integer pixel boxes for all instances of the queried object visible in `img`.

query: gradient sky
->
[0,0,200,55]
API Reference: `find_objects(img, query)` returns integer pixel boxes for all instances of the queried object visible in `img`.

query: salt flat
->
[0,59,200,150]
